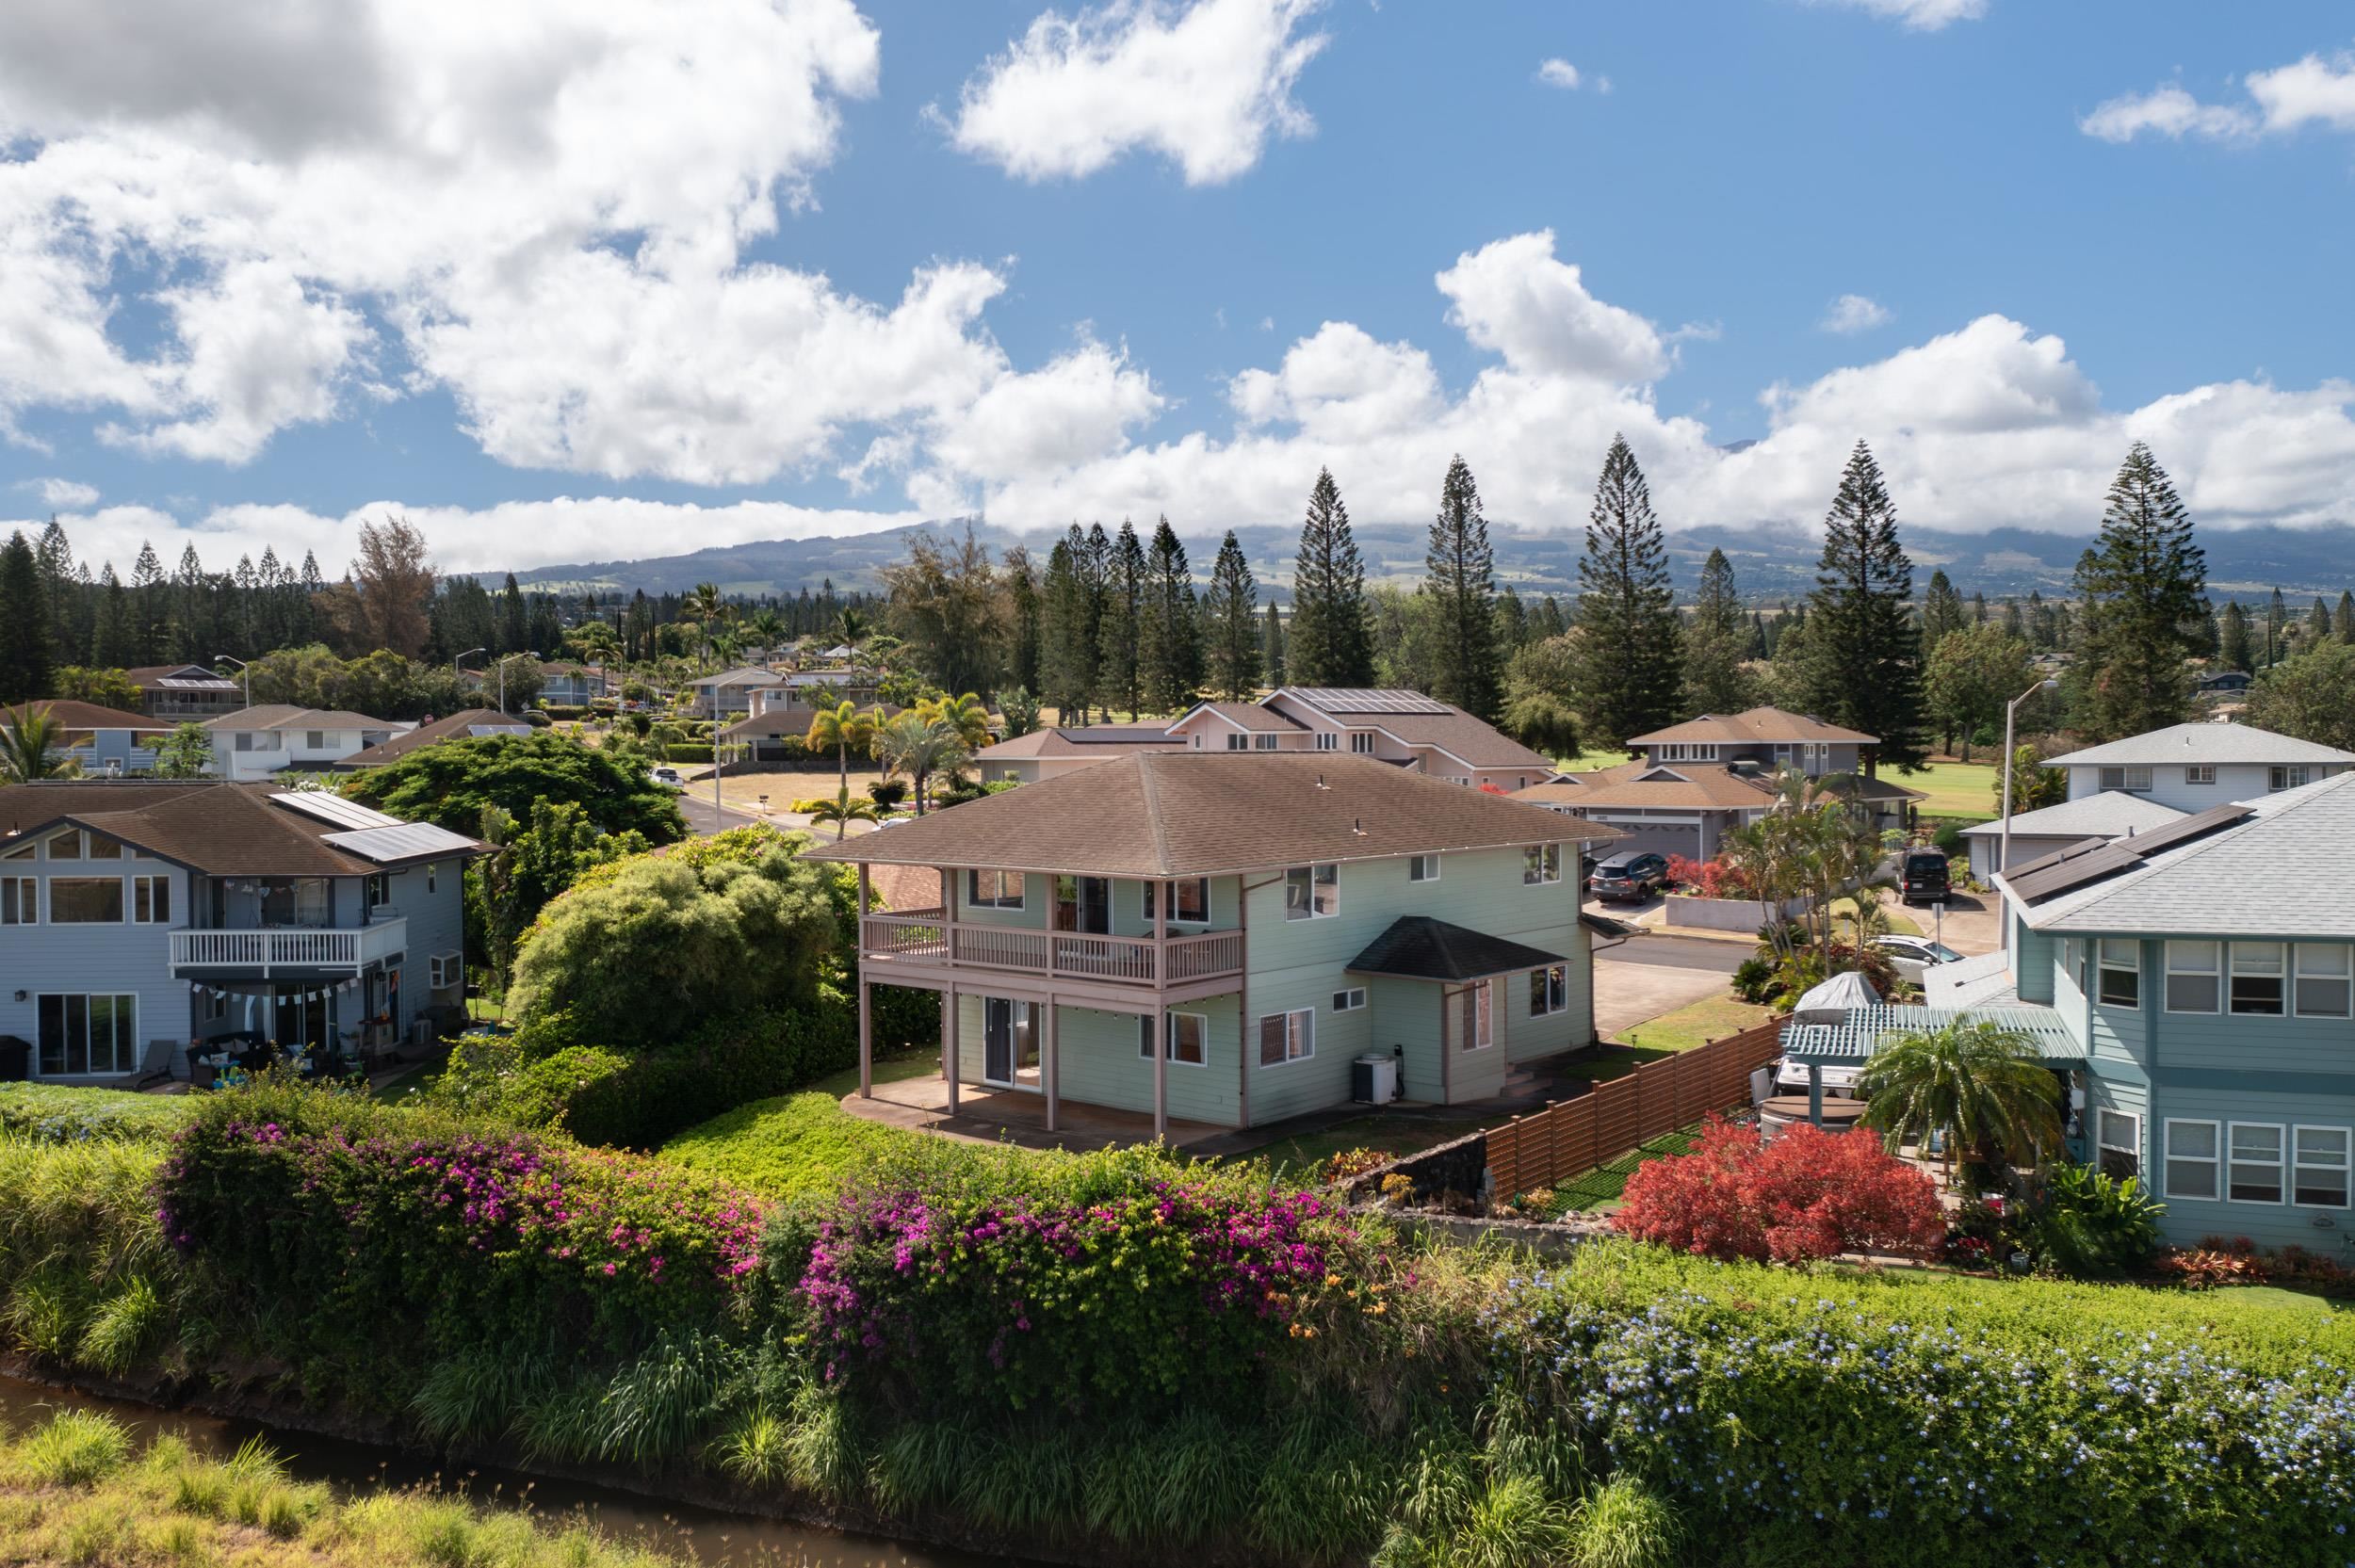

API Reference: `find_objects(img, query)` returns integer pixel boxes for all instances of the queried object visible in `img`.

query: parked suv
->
[1873,934,1965,984]
[1898,849,1951,904]
[1588,850,1668,903]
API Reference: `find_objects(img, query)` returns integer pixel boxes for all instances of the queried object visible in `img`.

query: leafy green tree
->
[2218,600,2252,672]
[1798,442,1923,771]
[1260,601,1285,687]
[1038,535,1098,724]
[2339,590,2354,646]
[508,842,839,1048]
[804,700,876,792]
[872,710,966,815]
[1681,547,1755,718]
[1424,455,1503,722]
[1924,623,2035,762]
[0,532,49,705]
[1203,529,1260,702]
[475,800,650,987]
[877,526,1004,699]
[2310,596,2333,644]
[346,733,687,841]
[2071,444,2206,741]
[1288,467,1373,687]
[1139,517,1201,713]
[2245,641,2355,752]
[1570,436,1682,746]
[806,784,880,843]
[2006,743,2067,815]
[48,666,143,711]
[1502,635,1583,761]
[1859,1018,2065,1186]
[1097,522,1145,719]
[1004,546,1042,696]
[153,721,216,778]
[89,567,135,669]
[994,686,1041,738]
[0,710,64,783]
[1920,568,1967,648]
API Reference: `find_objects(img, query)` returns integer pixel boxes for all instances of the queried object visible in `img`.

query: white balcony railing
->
[858,912,1242,989]
[169,918,409,975]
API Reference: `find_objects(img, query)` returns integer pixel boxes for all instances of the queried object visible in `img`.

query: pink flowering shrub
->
[793,1171,1348,1414]
[157,1082,765,1381]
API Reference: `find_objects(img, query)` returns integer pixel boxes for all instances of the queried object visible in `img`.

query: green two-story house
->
[1976,773,2355,1253]
[810,752,1620,1140]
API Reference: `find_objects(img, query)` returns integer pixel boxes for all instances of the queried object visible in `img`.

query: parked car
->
[1898,849,1951,904]
[1873,933,1965,984]
[650,766,686,790]
[1588,850,1668,903]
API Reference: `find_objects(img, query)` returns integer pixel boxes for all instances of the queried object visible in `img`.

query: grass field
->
[1899,759,2001,821]
[1554,746,1633,773]
[654,1051,934,1201]
[1619,995,1777,1055]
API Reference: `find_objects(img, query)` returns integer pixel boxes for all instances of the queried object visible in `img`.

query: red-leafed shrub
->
[1614,1115,1947,1264]
[1665,853,1750,899]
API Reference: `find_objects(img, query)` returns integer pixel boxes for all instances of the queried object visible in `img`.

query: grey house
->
[2,702,170,777]
[0,782,479,1081]
[1958,790,2187,881]
[2042,721,2354,814]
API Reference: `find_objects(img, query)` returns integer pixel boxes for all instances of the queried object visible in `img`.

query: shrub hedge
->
[0,1083,194,1144]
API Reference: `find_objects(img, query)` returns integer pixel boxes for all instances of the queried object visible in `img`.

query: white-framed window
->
[2,839,34,861]
[2230,942,2285,1016]
[2294,944,2352,1018]
[1141,1011,1209,1067]
[132,876,171,924]
[2184,765,2216,785]
[2164,941,2221,1013]
[1657,743,1719,763]
[2099,765,2153,792]
[1458,979,1495,1051]
[44,830,81,860]
[1284,864,1338,920]
[1529,963,1568,1017]
[1259,1008,1314,1065]
[967,869,1027,910]
[1315,733,1338,751]
[2294,1126,2351,1208]
[2163,1119,2219,1201]
[1143,877,1210,924]
[1349,733,1375,754]
[86,833,122,860]
[1254,733,1280,751]
[48,878,123,924]
[37,994,136,1075]
[2270,766,2311,792]
[1407,853,1440,882]
[2227,1122,2284,1204]
[365,872,392,911]
[429,953,464,989]
[202,990,228,1024]
[1191,734,1202,750]
[1331,987,1366,1012]
[2096,939,2141,1009]
[0,877,34,925]
[1522,843,1562,885]
[2096,1108,2140,1181]
[427,863,438,896]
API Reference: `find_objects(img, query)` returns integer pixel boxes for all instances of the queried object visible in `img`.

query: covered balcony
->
[169,917,409,978]
[859,908,1242,989]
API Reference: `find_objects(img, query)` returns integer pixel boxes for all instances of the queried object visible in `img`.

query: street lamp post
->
[455,647,487,690]
[1999,676,2060,952]
[499,652,540,717]
[212,655,251,710]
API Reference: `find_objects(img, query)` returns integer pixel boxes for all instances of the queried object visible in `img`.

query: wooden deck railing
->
[1485,1018,1786,1200]
[859,914,1244,989]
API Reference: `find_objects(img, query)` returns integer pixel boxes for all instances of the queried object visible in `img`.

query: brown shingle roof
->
[203,704,396,732]
[1183,702,1302,733]
[807,752,1617,877]
[975,725,1189,760]
[338,709,530,768]
[1626,706,1877,747]
[1358,711,1556,770]
[122,664,238,691]
[0,781,479,875]
[2,700,168,734]
[1515,761,1780,812]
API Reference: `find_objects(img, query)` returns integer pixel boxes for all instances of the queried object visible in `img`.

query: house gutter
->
[1236,871,1285,1130]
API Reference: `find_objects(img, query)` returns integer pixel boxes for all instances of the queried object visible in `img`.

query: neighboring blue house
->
[2,701,170,776]
[0,781,479,1083]
[1784,771,2355,1254]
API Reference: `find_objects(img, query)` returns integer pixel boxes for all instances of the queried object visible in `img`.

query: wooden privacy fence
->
[1486,1019,1787,1200]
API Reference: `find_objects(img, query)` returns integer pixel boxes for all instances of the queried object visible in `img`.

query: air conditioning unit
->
[1352,1053,1398,1106]
[410,1018,431,1047]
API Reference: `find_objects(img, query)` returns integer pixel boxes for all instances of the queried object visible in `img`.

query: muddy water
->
[0,1374,1023,1567]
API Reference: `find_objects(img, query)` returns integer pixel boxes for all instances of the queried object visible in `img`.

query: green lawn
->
[1618,995,1776,1055]
[655,1051,936,1201]
[1247,1112,1500,1185]
[368,1060,446,1104]
[1554,746,1632,773]
[1899,760,2001,821]
[1523,1123,1704,1216]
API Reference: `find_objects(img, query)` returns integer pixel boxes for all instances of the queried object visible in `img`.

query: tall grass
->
[1566,1477,1680,1568]
[8,1410,131,1486]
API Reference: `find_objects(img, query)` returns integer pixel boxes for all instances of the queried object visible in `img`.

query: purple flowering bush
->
[156,1082,766,1393]
[788,1159,1352,1415]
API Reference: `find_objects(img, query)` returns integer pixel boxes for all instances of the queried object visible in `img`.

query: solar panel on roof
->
[1292,687,1450,715]
[2007,840,2148,904]
[2000,836,2111,881]
[268,791,400,832]
[319,823,478,863]
[2109,800,2253,858]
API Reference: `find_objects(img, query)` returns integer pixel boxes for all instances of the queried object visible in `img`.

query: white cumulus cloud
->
[1820,294,1893,334]
[1536,58,1582,90]
[2083,51,2355,143]
[942,0,1329,185]
[1805,0,1987,32]
[17,477,100,509]
[1436,231,1667,384]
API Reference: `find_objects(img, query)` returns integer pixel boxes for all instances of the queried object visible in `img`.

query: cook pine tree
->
[1682,546,1753,717]
[1139,517,1202,714]
[1424,455,1504,723]
[1800,441,1925,772]
[1570,435,1682,747]
[1097,521,1147,719]
[1204,530,1261,702]
[2071,442,2207,741]
[1288,467,1375,687]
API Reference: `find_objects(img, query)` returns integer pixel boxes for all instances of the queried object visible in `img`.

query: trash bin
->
[0,1035,30,1082]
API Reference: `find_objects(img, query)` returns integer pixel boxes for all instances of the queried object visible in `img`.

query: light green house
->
[809,752,1620,1140]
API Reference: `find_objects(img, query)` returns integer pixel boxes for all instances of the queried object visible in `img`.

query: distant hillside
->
[504,518,2355,606]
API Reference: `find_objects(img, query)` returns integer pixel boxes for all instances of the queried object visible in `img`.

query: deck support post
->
[945,982,959,1117]
[1044,994,1059,1134]
[856,865,872,1098]
[1806,1060,1824,1126]
[1152,880,1170,1142]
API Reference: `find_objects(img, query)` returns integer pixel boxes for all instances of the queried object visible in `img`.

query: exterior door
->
[1053,876,1111,934]
[983,997,1038,1089]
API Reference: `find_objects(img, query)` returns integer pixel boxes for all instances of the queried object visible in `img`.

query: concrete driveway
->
[1594,956,1731,1041]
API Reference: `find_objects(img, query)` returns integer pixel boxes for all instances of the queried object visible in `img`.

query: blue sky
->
[1,0,2351,575]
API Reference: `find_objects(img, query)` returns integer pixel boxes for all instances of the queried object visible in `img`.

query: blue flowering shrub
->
[1489,1241,2355,1568]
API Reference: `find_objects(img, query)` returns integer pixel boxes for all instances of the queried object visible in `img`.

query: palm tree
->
[1857,1018,2064,1185]
[807,784,879,842]
[681,583,729,665]
[0,710,65,783]
[872,710,966,816]
[920,691,993,752]
[804,700,876,792]
[741,606,787,654]
[834,606,869,652]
